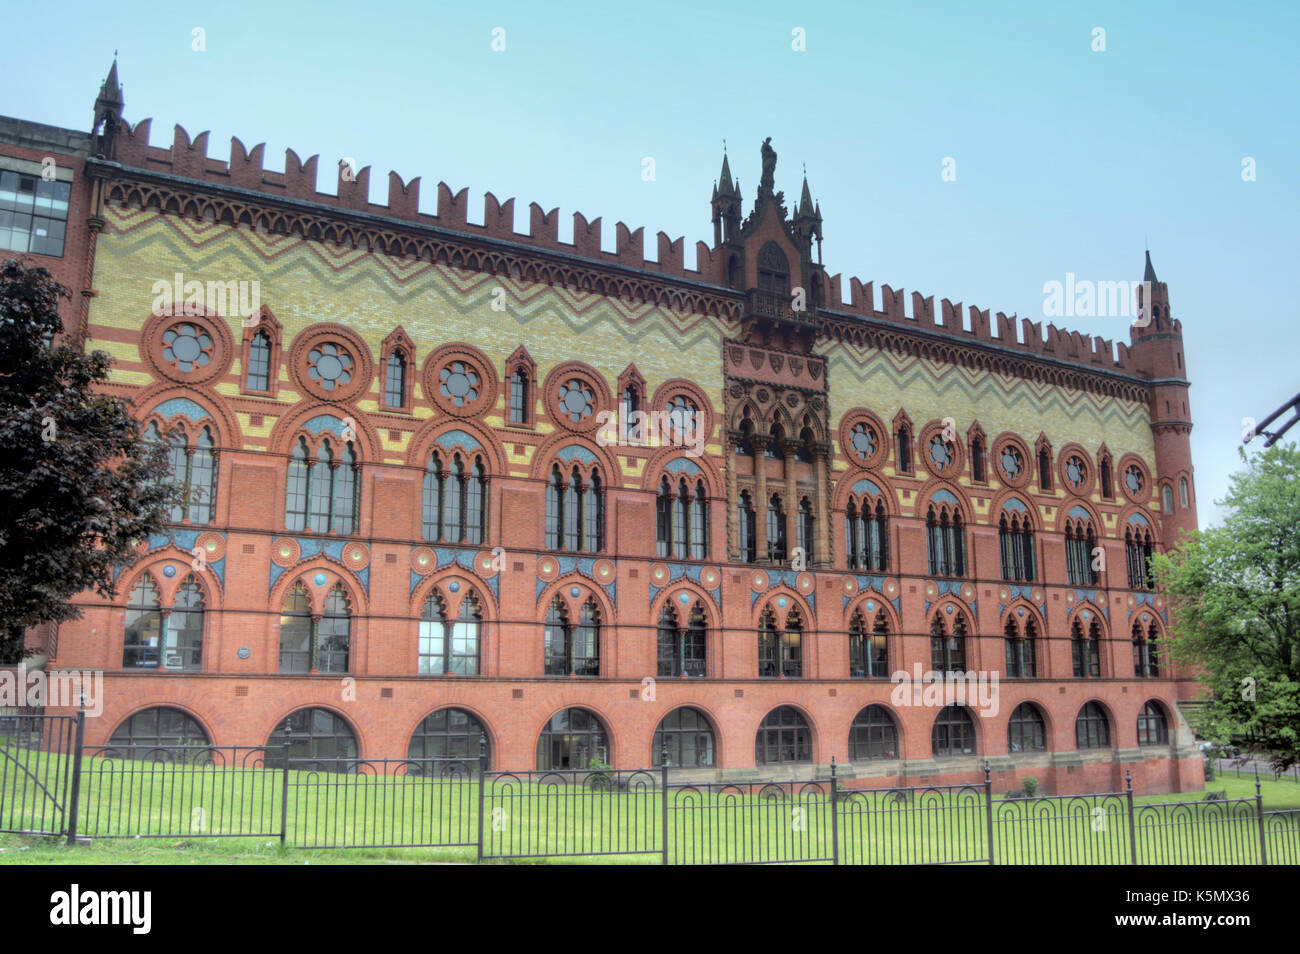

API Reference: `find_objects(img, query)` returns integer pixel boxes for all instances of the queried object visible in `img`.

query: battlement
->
[106,119,1145,379]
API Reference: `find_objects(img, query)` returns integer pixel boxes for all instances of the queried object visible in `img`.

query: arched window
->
[755,706,811,765]
[384,352,407,408]
[757,605,803,678]
[423,450,487,544]
[279,583,350,674]
[1071,617,1102,677]
[664,396,699,449]
[657,475,708,560]
[1125,520,1155,589]
[1132,621,1160,678]
[653,707,715,767]
[1037,446,1053,491]
[896,424,913,474]
[971,436,987,482]
[1100,457,1114,500]
[766,494,787,562]
[845,489,888,572]
[766,424,785,460]
[247,331,272,391]
[285,436,358,534]
[408,707,489,769]
[509,367,530,425]
[797,496,814,563]
[107,707,210,762]
[930,611,967,674]
[932,705,976,757]
[620,384,641,442]
[795,426,815,464]
[849,608,889,678]
[1003,616,1037,678]
[163,577,205,671]
[537,708,608,769]
[738,491,756,563]
[419,589,481,675]
[148,422,218,525]
[545,463,603,553]
[122,576,162,669]
[657,602,707,678]
[1065,515,1099,586]
[926,502,965,577]
[1075,702,1111,749]
[1137,701,1169,746]
[1179,477,1190,508]
[267,708,358,772]
[1162,484,1175,513]
[544,597,600,676]
[998,502,1035,582]
[756,241,790,295]
[849,705,898,760]
[734,413,755,457]
[1008,703,1047,752]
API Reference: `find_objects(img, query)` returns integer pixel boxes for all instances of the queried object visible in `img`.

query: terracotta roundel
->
[842,576,858,596]
[342,542,370,571]
[411,547,438,575]
[271,538,301,567]
[537,555,561,582]
[1119,455,1151,502]
[992,436,1032,489]
[193,532,226,563]
[699,566,721,589]
[541,361,611,433]
[425,344,498,418]
[749,569,768,592]
[593,559,617,585]
[796,572,815,595]
[288,324,372,402]
[648,563,670,586]
[141,309,234,386]
[475,550,500,577]
[838,409,888,470]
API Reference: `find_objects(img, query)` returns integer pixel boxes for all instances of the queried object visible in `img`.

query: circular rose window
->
[557,379,595,423]
[306,342,354,392]
[1065,455,1086,489]
[850,423,876,461]
[1124,465,1144,495]
[929,436,952,470]
[1000,447,1022,479]
[439,361,480,407]
[162,323,214,373]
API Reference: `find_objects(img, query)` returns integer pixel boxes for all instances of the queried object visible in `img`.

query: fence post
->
[830,756,839,866]
[1125,770,1138,865]
[1255,771,1268,866]
[660,741,670,866]
[476,736,487,863]
[279,721,291,846]
[983,760,994,865]
[65,696,86,846]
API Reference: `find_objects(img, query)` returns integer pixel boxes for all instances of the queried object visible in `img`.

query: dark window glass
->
[1136,701,1169,746]
[0,172,70,256]
[849,609,889,678]
[766,495,786,562]
[267,708,358,772]
[384,352,406,408]
[754,706,811,765]
[930,613,967,674]
[1075,702,1110,749]
[247,332,271,391]
[849,705,898,760]
[106,706,210,762]
[278,584,350,673]
[122,577,163,669]
[408,707,489,770]
[537,708,608,769]
[1008,703,1047,753]
[931,705,976,757]
[544,598,599,676]
[509,368,529,424]
[652,707,715,767]
[738,491,756,563]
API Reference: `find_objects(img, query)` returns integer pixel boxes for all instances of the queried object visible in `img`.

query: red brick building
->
[8,65,1204,794]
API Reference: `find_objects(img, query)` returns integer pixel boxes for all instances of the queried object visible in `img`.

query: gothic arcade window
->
[285,436,358,535]
[544,463,604,553]
[1071,618,1102,678]
[278,583,351,674]
[1003,616,1038,678]
[146,421,218,525]
[737,490,757,563]
[925,498,965,577]
[1065,513,1099,586]
[423,450,487,545]
[849,608,889,678]
[998,500,1035,582]
[656,476,708,560]
[1125,519,1155,589]
[657,602,707,678]
[757,605,803,678]
[122,574,204,672]
[419,589,482,675]
[845,484,888,571]
[930,611,968,674]
[1132,621,1160,678]
[544,597,600,677]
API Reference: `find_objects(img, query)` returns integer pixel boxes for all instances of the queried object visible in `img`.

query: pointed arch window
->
[509,367,530,425]
[164,577,205,671]
[1125,522,1155,589]
[122,576,162,669]
[1179,477,1190,508]
[971,436,987,483]
[1071,618,1102,678]
[247,331,272,391]
[620,384,641,442]
[1037,446,1053,491]
[1004,616,1037,678]
[422,450,486,544]
[1162,484,1175,513]
[544,597,600,676]
[544,464,603,553]
[930,612,967,674]
[737,491,757,563]
[926,503,965,577]
[998,505,1035,582]
[758,606,802,678]
[846,492,888,571]
[657,602,707,678]
[279,583,350,674]
[285,436,358,535]
[797,496,814,563]
[1100,457,1114,500]
[1066,517,1099,586]
[420,589,481,676]
[657,476,708,560]
[766,494,787,562]
[896,425,913,474]
[1132,621,1160,678]
[384,352,408,409]
[849,608,889,678]
[147,422,218,525]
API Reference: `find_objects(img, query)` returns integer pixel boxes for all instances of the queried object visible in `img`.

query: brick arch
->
[846,701,907,760]
[536,573,616,624]
[752,702,822,761]
[120,547,224,608]
[640,446,723,499]
[844,590,901,634]
[914,476,975,518]
[647,377,716,445]
[750,587,814,631]
[836,407,890,471]
[1054,497,1102,534]
[728,396,762,433]
[1070,600,1109,633]
[1074,697,1117,735]
[1129,607,1165,639]
[406,416,507,475]
[409,567,498,621]
[269,558,369,618]
[1003,697,1056,749]
[533,702,619,765]
[403,702,498,764]
[528,430,620,483]
[1000,599,1044,633]
[138,303,236,387]
[268,400,381,461]
[649,579,720,628]
[832,469,897,516]
[107,702,216,748]
[264,704,365,758]
[1118,503,1161,545]
[927,702,986,752]
[645,702,725,766]
[989,487,1040,531]
[132,382,242,450]
[989,431,1033,489]
[928,599,973,633]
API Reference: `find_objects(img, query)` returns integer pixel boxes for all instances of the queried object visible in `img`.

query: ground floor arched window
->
[755,706,812,766]
[849,705,898,760]
[407,707,490,771]
[266,708,358,772]
[105,706,210,762]
[652,707,716,767]
[537,708,609,770]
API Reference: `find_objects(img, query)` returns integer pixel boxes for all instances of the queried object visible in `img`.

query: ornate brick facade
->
[6,64,1204,794]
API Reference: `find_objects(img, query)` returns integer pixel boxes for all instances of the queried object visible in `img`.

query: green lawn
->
[3,746,1298,865]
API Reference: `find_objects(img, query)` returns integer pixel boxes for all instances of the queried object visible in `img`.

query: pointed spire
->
[1143,249,1158,283]
[97,56,123,110]
[717,150,737,197]
[798,172,813,216]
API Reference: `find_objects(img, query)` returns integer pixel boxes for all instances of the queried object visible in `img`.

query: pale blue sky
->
[3,0,1296,526]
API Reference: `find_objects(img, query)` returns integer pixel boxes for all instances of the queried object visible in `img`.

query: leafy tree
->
[0,258,173,662]
[1154,444,1300,773]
